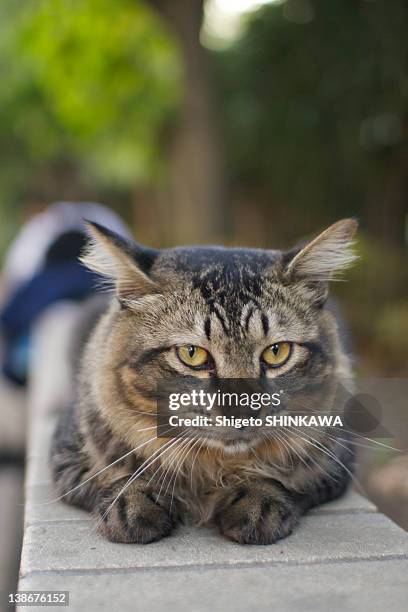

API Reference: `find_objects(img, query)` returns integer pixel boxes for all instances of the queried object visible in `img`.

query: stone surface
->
[18,559,408,612]
[25,452,52,488]
[20,512,408,575]
[25,484,89,525]
[26,416,56,460]
[0,467,23,597]
[311,488,377,514]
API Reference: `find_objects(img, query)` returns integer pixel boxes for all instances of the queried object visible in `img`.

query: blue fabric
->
[0,261,99,385]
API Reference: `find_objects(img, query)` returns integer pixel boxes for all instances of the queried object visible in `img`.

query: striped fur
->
[51,219,357,545]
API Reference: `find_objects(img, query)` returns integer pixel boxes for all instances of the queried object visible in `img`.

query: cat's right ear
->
[283,218,358,283]
[281,218,358,305]
[80,221,160,305]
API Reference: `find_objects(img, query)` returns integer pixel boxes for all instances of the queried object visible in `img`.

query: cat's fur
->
[51,219,357,545]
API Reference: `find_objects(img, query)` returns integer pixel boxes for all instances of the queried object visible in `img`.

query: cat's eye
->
[177,345,210,368]
[261,342,292,367]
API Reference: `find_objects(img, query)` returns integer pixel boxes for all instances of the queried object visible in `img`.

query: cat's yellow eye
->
[261,342,292,367]
[177,345,210,368]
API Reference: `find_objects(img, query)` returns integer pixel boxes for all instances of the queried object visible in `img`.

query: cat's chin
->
[204,436,261,456]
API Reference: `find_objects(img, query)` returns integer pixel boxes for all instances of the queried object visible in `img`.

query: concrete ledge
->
[21,512,408,575]
[18,559,408,612]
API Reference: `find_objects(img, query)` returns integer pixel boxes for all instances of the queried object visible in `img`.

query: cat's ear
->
[80,221,160,303]
[284,218,358,283]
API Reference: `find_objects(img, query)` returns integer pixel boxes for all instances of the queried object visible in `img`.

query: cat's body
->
[51,219,357,544]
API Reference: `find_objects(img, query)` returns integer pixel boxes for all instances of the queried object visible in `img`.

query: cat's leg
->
[94,475,179,544]
[294,439,355,510]
[214,441,354,545]
[52,428,179,543]
[51,405,179,544]
[214,479,302,545]
[50,405,100,512]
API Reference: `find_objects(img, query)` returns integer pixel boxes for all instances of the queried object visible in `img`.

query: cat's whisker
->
[264,427,320,475]
[275,431,296,469]
[131,424,161,433]
[304,425,355,456]
[327,426,403,452]
[95,443,175,530]
[152,437,189,496]
[293,418,403,455]
[280,407,403,452]
[274,431,291,466]
[259,431,287,470]
[278,430,311,471]
[134,434,190,506]
[265,429,294,469]
[168,436,198,488]
[270,430,290,466]
[286,426,365,494]
[39,431,174,507]
[303,424,367,460]
[143,437,188,491]
[168,436,201,511]
[332,436,403,452]
[95,433,188,529]
[255,432,285,470]
[280,428,341,483]
[96,433,187,525]
[156,436,193,502]
[190,437,206,489]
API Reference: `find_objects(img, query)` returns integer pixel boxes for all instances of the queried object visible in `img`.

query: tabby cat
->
[51,218,357,545]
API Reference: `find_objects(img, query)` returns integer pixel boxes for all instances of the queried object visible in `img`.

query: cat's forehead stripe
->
[204,316,211,341]
[261,313,269,336]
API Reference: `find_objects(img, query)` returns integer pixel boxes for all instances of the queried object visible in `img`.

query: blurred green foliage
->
[335,236,408,376]
[0,0,180,215]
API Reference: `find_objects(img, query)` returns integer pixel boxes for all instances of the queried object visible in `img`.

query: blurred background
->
[0,0,407,601]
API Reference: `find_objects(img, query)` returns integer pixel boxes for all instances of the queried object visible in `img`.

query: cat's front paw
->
[214,481,299,545]
[95,478,179,544]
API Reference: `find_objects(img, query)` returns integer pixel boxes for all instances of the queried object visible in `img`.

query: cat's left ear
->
[282,219,358,300]
[80,221,160,304]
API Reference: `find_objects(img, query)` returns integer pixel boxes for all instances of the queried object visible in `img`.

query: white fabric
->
[2,202,130,294]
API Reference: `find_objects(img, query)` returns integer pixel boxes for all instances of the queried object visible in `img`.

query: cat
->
[51,218,357,545]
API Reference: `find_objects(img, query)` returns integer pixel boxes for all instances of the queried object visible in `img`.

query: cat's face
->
[82,219,357,453]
